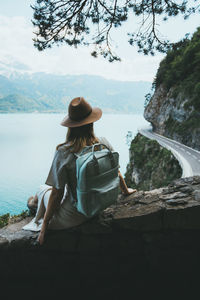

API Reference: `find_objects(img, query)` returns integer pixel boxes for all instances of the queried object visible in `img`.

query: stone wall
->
[1,176,200,297]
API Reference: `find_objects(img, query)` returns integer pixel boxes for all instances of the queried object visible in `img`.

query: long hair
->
[56,123,99,153]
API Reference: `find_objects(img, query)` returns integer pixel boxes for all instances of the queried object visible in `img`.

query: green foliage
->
[0,210,29,229]
[0,213,10,228]
[165,111,200,136]
[154,27,200,113]
[124,133,182,191]
[144,93,152,108]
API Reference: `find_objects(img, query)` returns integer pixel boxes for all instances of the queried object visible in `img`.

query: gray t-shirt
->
[45,137,114,202]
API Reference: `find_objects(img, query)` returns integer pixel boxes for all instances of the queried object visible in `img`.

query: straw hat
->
[61,97,102,128]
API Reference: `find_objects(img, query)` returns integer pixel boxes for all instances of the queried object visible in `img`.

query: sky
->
[0,0,199,82]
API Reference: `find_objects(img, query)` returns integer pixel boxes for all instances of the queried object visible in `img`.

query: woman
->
[23,97,136,245]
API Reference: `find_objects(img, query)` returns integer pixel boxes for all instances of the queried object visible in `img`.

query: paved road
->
[139,129,200,177]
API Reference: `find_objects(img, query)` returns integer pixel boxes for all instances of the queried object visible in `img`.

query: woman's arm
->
[118,171,137,196]
[38,187,64,245]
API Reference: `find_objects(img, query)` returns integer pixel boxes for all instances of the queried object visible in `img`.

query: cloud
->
[0,16,33,64]
[0,14,162,82]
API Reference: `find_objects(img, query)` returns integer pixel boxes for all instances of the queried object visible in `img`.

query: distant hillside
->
[0,94,52,113]
[0,72,151,113]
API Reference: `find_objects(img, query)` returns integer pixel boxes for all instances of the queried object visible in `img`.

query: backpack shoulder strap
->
[74,145,94,158]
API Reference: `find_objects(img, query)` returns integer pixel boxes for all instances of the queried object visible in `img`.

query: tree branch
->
[32,0,200,60]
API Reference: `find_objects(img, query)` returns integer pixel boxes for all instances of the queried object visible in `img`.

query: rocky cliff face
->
[1,176,200,297]
[144,84,200,150]
[125,133,182,191]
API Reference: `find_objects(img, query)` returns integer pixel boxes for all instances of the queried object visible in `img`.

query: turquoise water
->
[0,113,149,215]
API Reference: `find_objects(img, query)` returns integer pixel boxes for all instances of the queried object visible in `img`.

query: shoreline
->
[0,111,144,115]
[0,210,29,228]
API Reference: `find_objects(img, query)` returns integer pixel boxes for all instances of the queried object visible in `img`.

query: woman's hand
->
[37,228,46,245]
[118,170,137,196]
[37,220,48,245]
[125,188,137,196]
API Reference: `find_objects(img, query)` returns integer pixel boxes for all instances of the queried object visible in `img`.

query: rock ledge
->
[1,176,200,296]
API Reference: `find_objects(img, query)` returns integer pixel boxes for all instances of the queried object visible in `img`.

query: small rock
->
[145,188,164,195]
[139,196,160,205]
[166,199,188,205]
[193,190,200,201]
[183,177,195,184]
[169,179,187,188]
[162,187,176,194]
[159,192,188,200]
[192,176,200,185]
[179,186,193,193]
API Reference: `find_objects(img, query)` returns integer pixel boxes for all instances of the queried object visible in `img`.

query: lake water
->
[0,113,149,215]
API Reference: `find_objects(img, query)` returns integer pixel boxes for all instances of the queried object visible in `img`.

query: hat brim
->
[60,107,102,128]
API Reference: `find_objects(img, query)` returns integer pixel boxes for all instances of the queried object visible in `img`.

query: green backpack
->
[75,143,119,217]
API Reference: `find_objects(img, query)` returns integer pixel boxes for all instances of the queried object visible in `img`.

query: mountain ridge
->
[0,71,151,113]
